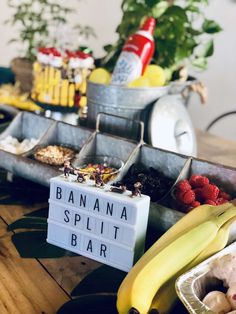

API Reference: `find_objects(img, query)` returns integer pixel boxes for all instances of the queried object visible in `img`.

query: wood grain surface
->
[0,203,101,295]
[196,130,236,168]
[0,213,68,314]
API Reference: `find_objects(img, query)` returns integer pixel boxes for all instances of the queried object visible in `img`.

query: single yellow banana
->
[117,206,236,314]
[150,216,236,314]
[149,279,176,314]
[130,203,232,272]
[189,215,236,266]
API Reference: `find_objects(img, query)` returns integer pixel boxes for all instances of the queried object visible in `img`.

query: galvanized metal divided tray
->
[1,111,236,234]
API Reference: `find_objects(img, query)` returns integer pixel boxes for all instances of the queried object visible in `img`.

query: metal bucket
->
[87,81,169,128]
[87,81,198,155]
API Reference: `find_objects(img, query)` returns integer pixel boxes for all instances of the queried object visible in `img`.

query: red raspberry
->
[190,201,201,208]
[218,190,231,200]
[189,175,200,188]
[176,180,191,192]
[201,184,219,201]
[189,174,209,188]
[205,199,217,205]
[216,198,228,205]
[174,189,184,200]
[196,176,209,187]
[193,188,204,202]
[177,190,195,205]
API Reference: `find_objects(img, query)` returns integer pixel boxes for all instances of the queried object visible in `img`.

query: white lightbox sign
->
[47,176,150,272]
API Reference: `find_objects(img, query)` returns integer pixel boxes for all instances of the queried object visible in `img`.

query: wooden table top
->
[196,130,236,168]
[0,130,236,314]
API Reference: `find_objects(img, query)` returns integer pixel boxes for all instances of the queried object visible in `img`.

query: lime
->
[89,68,111,84]
[143,65,166,87]
[128,76,150,88]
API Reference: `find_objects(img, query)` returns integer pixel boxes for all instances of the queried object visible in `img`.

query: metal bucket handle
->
[181,81,208,105]
[96,112,144,144]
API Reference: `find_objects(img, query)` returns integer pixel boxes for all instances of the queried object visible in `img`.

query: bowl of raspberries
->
[173,174,232,213]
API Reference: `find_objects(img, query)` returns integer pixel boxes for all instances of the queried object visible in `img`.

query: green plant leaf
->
[0,179,49,205]
[185,4,200,13]
[6,0,76,59]
[103,44,113,53]
[24,207,49,218]
[80,46,93,54]
[164,5,188,23]
[12,230,76,258]
[187,27,202,36]
[145,0,159,8]
[57,294,118,314]
[152,1,168,18]
[8,217,47,231]
[197,40,214,58]
[102,0,220,70]
[192,57,208,70]
[154,39,177,68]
[203,19,222,33]
[71,265,126,297]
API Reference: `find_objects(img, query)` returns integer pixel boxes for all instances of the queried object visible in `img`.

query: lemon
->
[143,64,166,87]
[128,76,150,88]
[89,68,111,85]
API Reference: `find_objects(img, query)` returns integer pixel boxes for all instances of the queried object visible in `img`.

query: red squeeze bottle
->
[111,17,156,85]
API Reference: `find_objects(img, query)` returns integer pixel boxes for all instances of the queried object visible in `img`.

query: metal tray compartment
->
[13,121,94,186]
[73,132,139,184]
[35,121,93,149]
[113,144,191,232]
[176,242,236,314]
[188,157,236,195]
[0,112,54,173]
[0,111,54,142]
[154,156,236,233]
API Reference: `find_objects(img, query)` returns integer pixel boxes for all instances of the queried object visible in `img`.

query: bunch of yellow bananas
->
[117,202,236,314]
[0,84,41,111]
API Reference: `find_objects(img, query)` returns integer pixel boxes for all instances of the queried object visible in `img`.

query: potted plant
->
[101,0,222,76]
[5,0,95,93]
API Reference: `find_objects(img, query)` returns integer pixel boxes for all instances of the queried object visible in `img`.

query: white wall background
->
[0,0,236,140]
[189,0,236,140]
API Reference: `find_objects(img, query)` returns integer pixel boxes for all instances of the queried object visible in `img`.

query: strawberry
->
[201,184,219,201]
